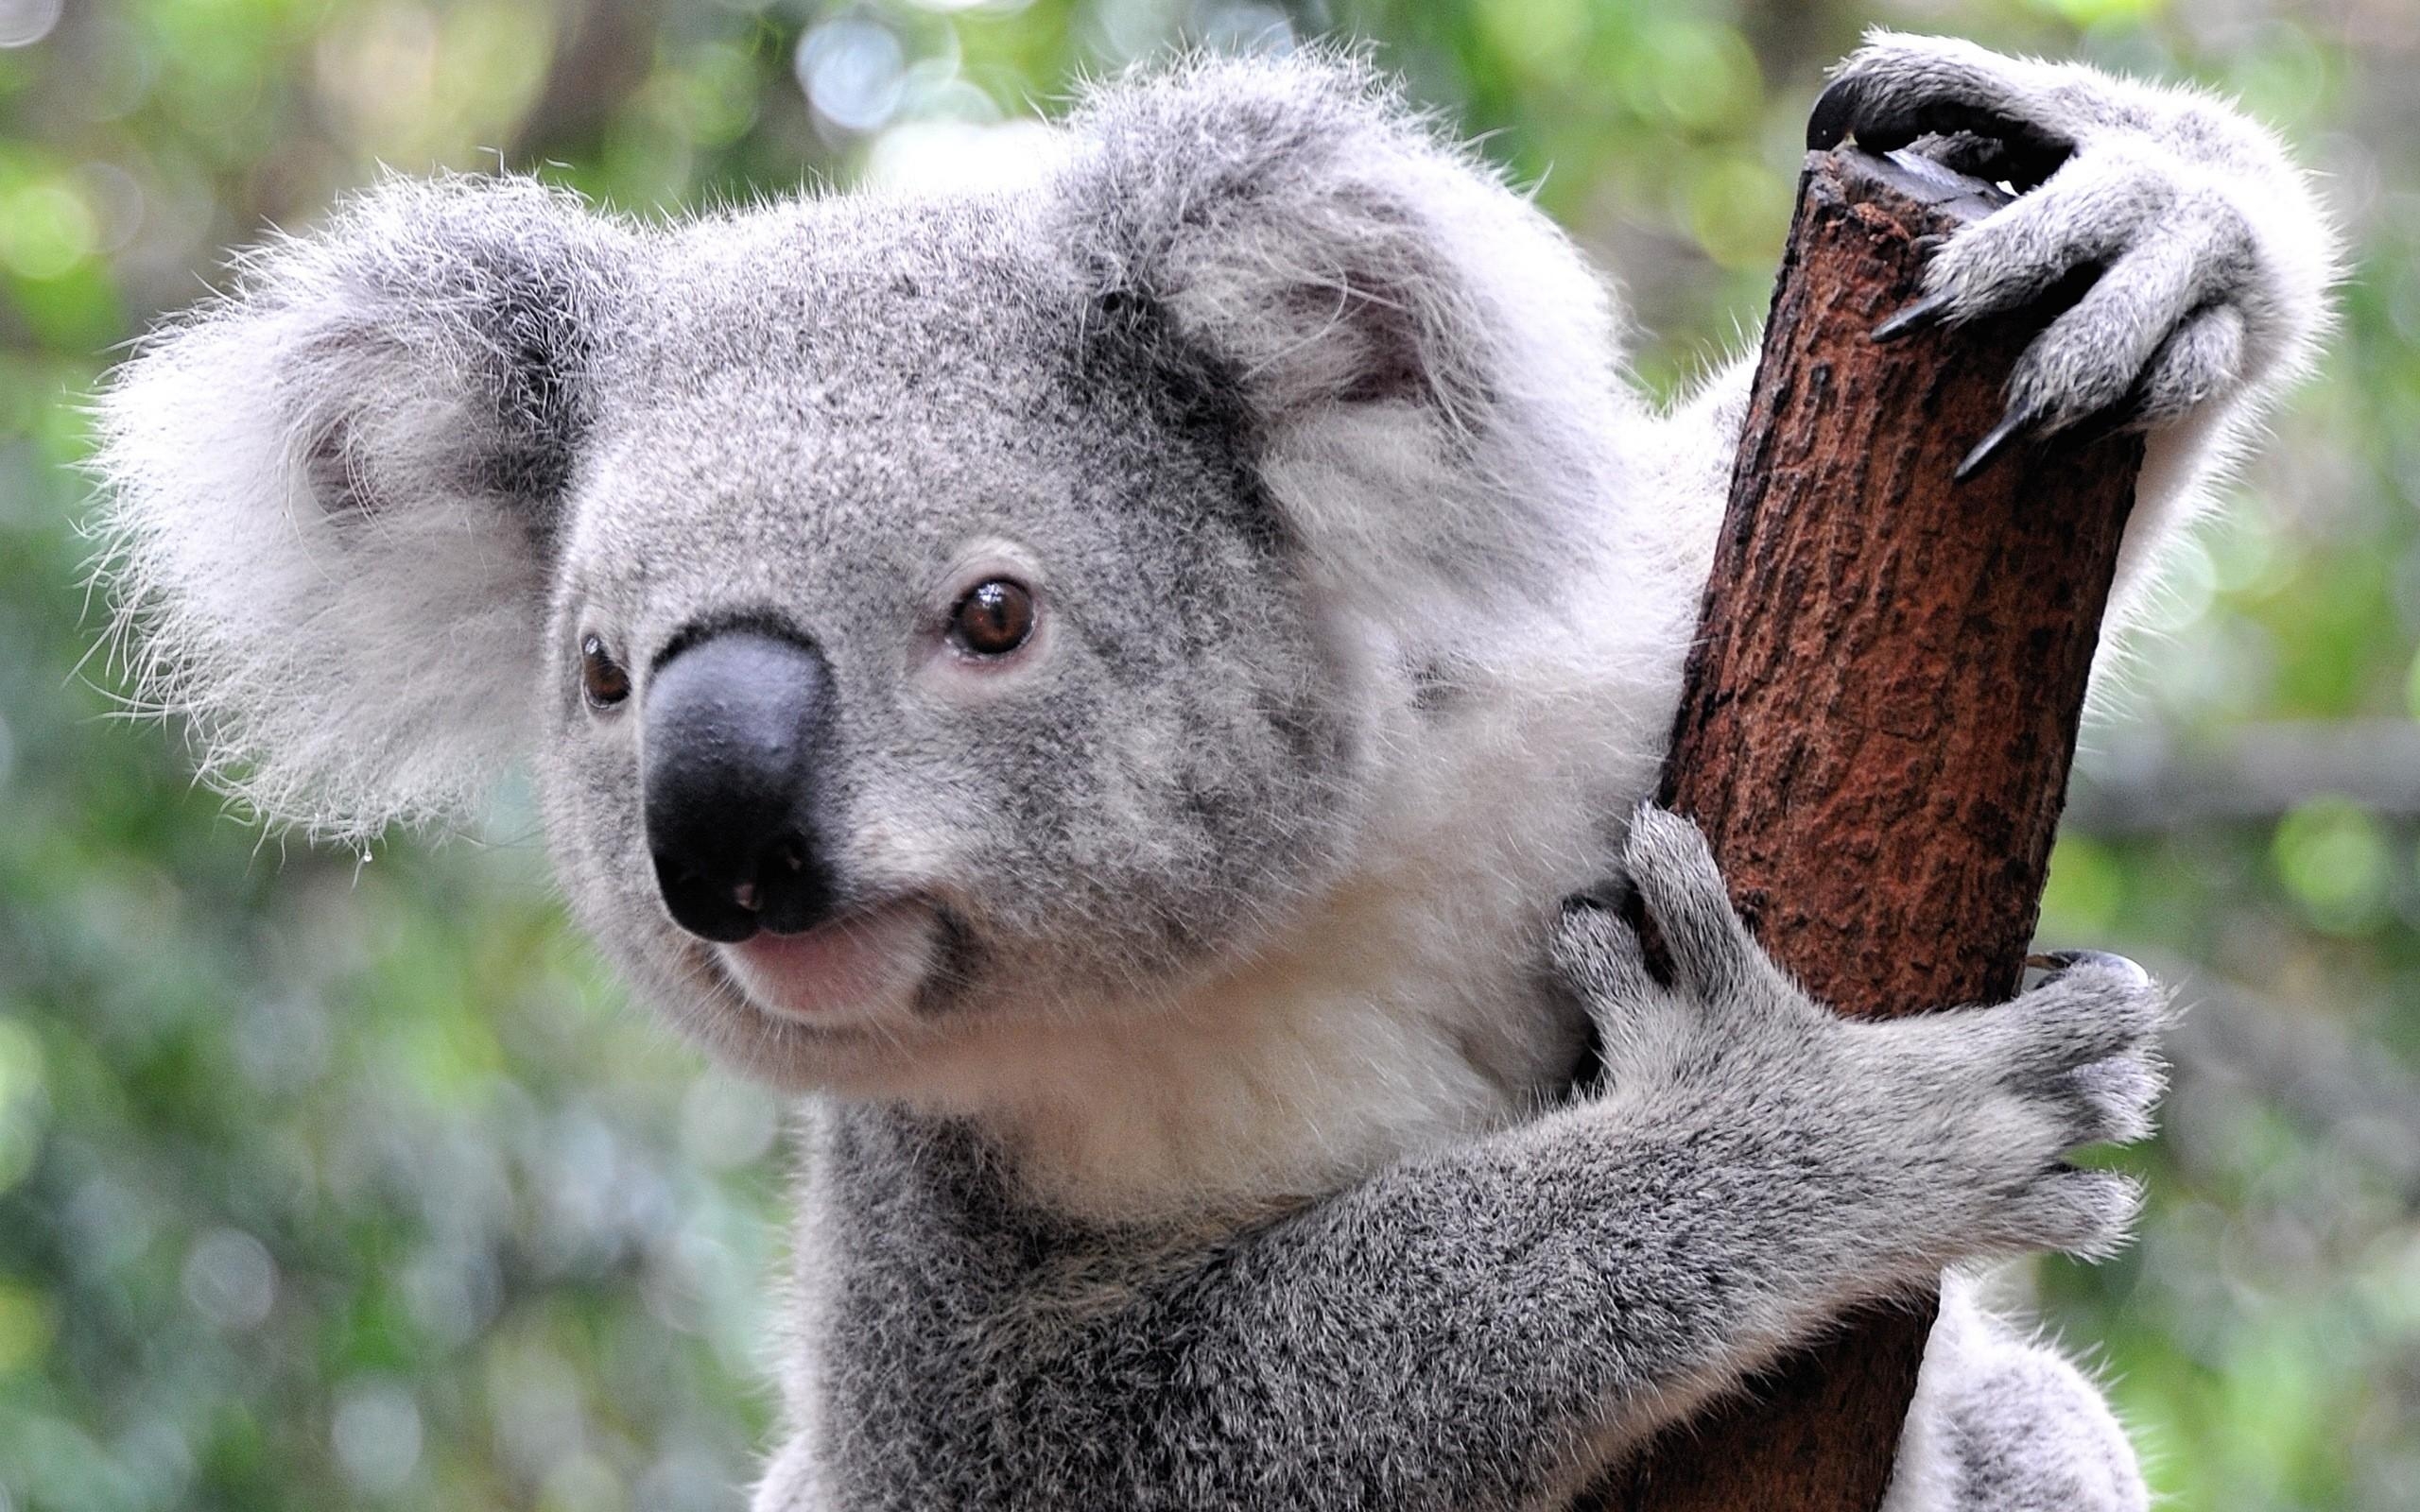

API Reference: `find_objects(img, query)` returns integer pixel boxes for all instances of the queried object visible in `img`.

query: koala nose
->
[643,628,840,944]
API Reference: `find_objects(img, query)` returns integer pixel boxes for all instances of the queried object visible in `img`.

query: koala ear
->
[94,175,636,840]
[1057,53,1632,612]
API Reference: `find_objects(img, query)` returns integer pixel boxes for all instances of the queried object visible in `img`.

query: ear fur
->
[92,174,636,840]
[1057,51,1640,620]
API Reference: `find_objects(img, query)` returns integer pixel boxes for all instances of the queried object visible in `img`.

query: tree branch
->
[1587,146,2147,1510]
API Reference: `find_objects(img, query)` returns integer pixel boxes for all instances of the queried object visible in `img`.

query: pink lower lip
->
[720,902,930,1020]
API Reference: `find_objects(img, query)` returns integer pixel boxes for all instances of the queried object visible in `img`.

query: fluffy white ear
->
[1058,52,1637,617]
[93,175,637,840]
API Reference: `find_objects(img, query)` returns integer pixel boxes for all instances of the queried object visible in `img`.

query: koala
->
[92,32,2332,1512]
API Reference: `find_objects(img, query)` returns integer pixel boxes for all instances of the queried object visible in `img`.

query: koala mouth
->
[717,899,939,1023]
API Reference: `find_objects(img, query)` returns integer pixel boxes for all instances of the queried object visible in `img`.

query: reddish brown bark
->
[1587,147,2146,1510]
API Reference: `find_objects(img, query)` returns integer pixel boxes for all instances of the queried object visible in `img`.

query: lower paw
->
[1550,805,2169,1271]
[1855,948,2169,1262]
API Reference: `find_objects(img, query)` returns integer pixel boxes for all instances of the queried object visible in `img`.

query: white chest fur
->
[891,580,1690,1224]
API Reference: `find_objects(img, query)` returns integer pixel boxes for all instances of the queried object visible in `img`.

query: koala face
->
[537,198,1366,1088]
[94,56,1627,1098]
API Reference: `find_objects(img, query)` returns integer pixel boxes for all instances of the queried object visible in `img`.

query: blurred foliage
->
[0,0,2415,1508]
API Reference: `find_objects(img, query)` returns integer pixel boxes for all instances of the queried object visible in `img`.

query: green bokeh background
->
[2,0,2414,1507]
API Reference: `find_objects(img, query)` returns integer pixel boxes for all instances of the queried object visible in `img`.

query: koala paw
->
[1905,951,2169,1260]
[1808,31,2333,476]
[1552,805,2169,1273]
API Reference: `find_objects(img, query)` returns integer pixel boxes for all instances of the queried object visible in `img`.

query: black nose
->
[643,628,840,943]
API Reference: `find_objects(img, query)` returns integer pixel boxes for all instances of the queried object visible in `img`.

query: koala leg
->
[1882,1274,2150,1512]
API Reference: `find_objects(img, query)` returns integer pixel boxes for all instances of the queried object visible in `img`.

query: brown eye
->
[580,633,631,709]
[951,579,1035,657]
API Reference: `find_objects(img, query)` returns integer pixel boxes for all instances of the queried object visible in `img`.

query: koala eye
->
[950,579,1035,657]
[580,633,632,710]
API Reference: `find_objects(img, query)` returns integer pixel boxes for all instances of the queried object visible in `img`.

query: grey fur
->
[750,813,2167,1511]
[90,34,2330,1512]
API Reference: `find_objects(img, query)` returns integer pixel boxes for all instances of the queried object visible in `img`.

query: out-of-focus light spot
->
[2273,795,2391,936]
[1644,20,1760,134]
[1682,155,1787,271]
[313,1,546,164]
[114,1418,195,1510]
[0,1279,55,1374]
[633,1450,734,1512]
[1093,0,1188,65]
[2025,0,2164,24]
[402,1245,501,1349]
[69,15,155,119]
[66,1175,153,1275]
[182,1227,278,1332]
[2205,505,2286,594]
[899,69,997,128]
[72,163,145,255]
[540,1452,629,1512]
[905,0,1032,13]
[0,0,61,49]
[234,994,330,1093]
[1197,2,1293,56]
[1478,0,1585,80]
[0,1016,43,1195]
[648,43,762,148]
[333,1380,424,1495]
[0,180,98,282]
[2224,22,2332,132]
[679,1074,778,1172]
[488,1341,588,1482]
[1612,18,1758,134]
[2041,835,2126,935]
[796,17,907,135]
[864,118,1059,194]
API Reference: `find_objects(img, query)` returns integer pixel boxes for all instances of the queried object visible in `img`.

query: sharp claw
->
[2026,950,2152,988]
[1954,402,2042,482]
[1872,290,1954,344]
[1807,75,1861,150]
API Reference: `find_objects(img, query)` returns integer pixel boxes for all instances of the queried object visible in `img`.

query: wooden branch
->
[1588,147,2147,1510]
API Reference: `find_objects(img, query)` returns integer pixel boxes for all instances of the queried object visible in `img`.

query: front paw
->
[1552,806,2169,1269]
[1810,31,2335,473]
[1884,951,2169,1260]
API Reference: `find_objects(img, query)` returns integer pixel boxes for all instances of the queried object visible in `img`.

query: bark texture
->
[1589,146,2147,1510]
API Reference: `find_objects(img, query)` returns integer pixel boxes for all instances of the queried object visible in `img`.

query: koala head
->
[95,55,1632,1095]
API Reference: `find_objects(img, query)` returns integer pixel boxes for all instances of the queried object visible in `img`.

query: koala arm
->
[1653,34,2337,618]
[821,812,2163,1512]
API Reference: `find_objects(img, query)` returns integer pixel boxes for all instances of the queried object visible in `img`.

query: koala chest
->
[890,728,1631,1221]
[894,908,1595,1223]
[765,1108,1236,1510]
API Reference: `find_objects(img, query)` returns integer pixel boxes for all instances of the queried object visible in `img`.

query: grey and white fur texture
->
[92,32,2333,1512]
